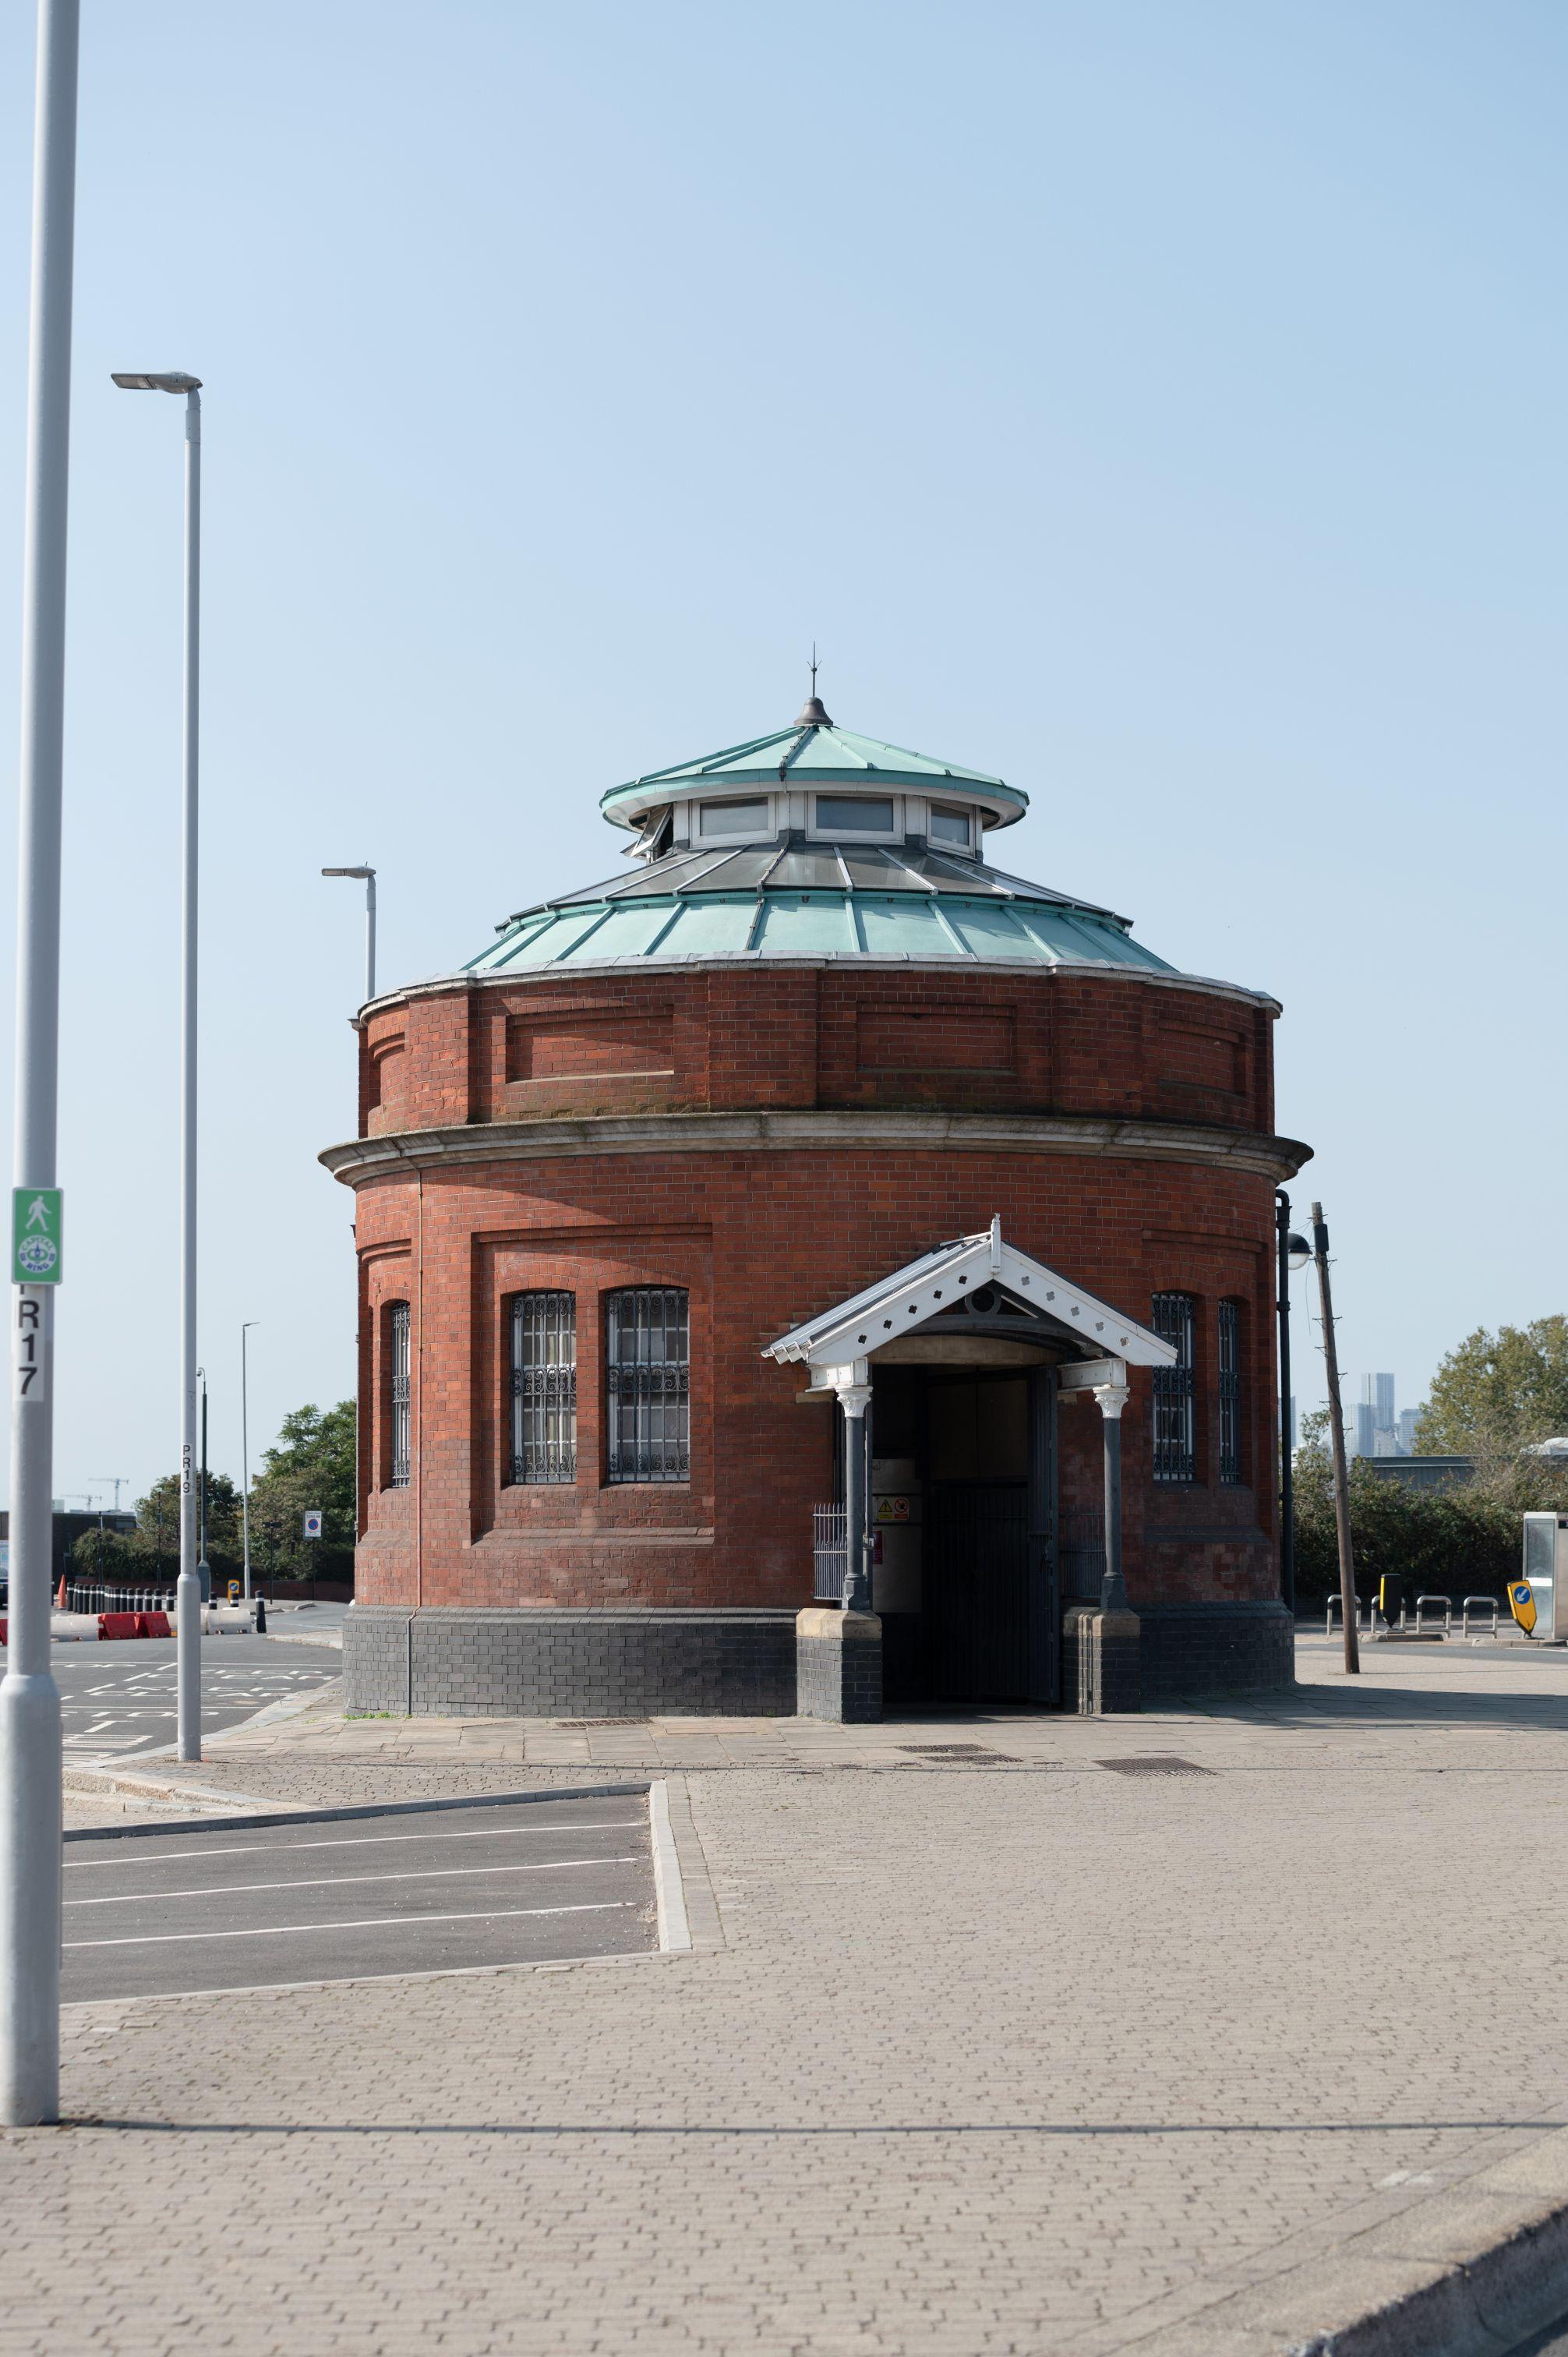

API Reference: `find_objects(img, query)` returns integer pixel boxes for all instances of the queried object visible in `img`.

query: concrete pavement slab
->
[4,1634,1567,2355]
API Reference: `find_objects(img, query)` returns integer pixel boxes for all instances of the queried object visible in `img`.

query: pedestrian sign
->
[12,1189,62,1285]
[1510,1579,1537,1635]
[302,1510,323,1539]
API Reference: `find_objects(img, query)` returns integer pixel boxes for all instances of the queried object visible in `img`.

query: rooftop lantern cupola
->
[463,684,1184,981]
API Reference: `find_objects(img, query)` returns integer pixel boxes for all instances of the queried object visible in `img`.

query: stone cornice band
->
[321,1108,1313,1187]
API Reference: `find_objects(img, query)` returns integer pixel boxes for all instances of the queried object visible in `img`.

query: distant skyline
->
[1,1,1564,1503]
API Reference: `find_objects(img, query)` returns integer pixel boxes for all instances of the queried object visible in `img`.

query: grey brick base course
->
[795,1609,884,1723]
[1137,1599,1294,1696]
[343,1606,797,1718]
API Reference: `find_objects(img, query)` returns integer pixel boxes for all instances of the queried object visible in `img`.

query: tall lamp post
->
[240,1321,258,1599]
[111,366,203,1758]
[2,0,80,2130]
[1275,1193,1311,1617]
[322,866,376,1004]
[196,1365,210,1603]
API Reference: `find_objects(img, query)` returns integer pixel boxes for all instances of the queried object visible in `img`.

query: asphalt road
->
[53,1631,340,1758]
[63,1791,657,2001]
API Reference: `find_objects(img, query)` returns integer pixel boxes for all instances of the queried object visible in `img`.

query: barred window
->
[606,1288,689,1483]
[510,1291,577,1484]
[1151,1291,1195,1483]
[388,1301,411,1489]
[1218,1299,1243,1484]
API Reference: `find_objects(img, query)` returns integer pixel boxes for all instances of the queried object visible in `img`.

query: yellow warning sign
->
[1510,1580,1537,1635]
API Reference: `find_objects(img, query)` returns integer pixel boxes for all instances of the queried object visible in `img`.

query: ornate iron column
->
[836,1367,873,1613]
[1093,1382,1129,1613]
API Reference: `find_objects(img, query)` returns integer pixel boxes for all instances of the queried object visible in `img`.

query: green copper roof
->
[422,702,1272,998]
[599,700,1027,828]
[460,836,1178,981]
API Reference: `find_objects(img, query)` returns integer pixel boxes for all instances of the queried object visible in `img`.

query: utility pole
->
[2,0,79,2129]
[1310,1200,1358,1674]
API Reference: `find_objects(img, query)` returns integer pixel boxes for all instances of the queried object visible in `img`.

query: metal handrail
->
[1462,1595,1500,1640]
[1414,1593,1452,1635]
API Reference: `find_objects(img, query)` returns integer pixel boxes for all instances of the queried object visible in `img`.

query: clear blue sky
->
[0,0,1563,1507]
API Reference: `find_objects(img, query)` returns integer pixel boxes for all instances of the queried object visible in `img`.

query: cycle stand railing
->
[1462,1595,1500,1639]
[1414,1593,1453,1636]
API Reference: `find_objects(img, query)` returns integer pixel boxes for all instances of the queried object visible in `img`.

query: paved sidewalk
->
[7,1636,1568,2354]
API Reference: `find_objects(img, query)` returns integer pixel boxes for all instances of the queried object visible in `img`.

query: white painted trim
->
[649,1780,691,1952]
[762,1224,1178,1376]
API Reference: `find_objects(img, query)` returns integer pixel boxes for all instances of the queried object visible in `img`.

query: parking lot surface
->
[53,1632,340,1758]
[62,1790,657,2001]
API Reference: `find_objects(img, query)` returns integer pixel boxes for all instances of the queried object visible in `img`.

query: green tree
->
[246,1401,356,1585]
[70,1469,244,1585]
[1291,1431,1568,1607]
[1415,1317,1568,1455]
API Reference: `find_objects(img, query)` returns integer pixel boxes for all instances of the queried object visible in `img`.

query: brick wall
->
[338,957,1296,1632]
[359,965,1277,1138]
[347,1136,1283,1617]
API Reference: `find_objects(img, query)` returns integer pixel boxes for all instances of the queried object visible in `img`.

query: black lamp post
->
[1276,1190,1311,1617]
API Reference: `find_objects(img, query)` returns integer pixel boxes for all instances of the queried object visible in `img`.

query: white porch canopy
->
[762,1220,1175,1618]
[761,1217,1176,1386]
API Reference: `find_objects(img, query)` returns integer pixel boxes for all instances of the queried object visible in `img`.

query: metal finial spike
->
[795,645,832,729]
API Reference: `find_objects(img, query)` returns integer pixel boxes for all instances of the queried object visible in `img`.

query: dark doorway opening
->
[872,1363,1057,1709]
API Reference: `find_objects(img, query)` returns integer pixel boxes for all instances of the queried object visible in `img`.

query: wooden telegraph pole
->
[1310,1201,1359,1673]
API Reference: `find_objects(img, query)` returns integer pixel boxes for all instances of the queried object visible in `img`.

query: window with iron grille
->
[510,1291,577,1484]
[1218,1299,1243,1484]
[388,1301,411,1489]
[606,1287,689,1482]
[1151,1291,1195,1482]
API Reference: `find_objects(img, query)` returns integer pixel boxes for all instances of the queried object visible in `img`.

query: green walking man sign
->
[12,1188,63,1285]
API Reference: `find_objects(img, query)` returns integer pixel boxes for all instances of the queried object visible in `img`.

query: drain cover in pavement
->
[900,1743,997,1755]
[1098,1755,1213,1776]
[898,1744,1019,1762]
[553,1719,651,1730]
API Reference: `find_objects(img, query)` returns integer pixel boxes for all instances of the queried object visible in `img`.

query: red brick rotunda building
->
[330,694,1310,1721]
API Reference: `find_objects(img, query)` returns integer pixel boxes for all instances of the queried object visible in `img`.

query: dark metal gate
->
[924,1482,1033,1700]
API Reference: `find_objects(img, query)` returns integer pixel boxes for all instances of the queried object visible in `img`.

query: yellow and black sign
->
[1509,1580,1537,1635]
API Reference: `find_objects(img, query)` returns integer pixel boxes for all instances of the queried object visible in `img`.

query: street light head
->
[1286,1233,1312,1271]
[111,371,202,394]
[322,865,375,880]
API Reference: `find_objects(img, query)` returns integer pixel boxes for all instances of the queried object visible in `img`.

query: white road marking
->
[67,1900,634,1949]
[68,1821,646,1869]
[67,1856,638,1906]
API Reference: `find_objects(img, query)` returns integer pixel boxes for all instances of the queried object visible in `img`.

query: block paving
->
[12,1633,1568,2355]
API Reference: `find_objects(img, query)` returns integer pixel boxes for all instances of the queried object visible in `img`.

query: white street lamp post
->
[241,1320,258,1600]
[111,366,203,1759]
[2,0,80,2130]
[321,866,376,1004]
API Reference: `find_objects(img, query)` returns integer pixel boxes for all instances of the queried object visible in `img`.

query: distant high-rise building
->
[1348,1373,1401,1458]
[1397,1406,1421,1453]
